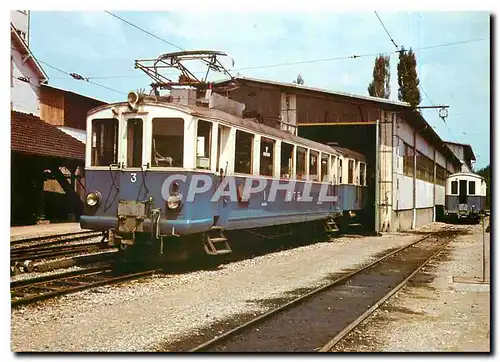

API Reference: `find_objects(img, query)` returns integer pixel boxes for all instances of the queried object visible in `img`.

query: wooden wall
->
[40,87,105,130]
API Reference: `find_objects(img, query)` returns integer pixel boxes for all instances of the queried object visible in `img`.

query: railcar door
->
[214,125,232,228]
[120,118,149,201]
[116,118,151,242]
[459,179,467,204]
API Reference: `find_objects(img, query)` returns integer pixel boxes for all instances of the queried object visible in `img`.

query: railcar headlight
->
[85,191,100,207]
[167,193,182,210]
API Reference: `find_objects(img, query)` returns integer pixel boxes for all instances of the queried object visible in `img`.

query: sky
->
[27,11,491,169]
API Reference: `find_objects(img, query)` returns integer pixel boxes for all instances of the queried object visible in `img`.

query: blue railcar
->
[81,93,368,260]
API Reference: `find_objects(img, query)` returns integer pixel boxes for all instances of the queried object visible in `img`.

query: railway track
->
[10,231,109,273]
[11,241,111,264]
[186,228,460,352]
[11,265,160,308]
[10,230,103,247]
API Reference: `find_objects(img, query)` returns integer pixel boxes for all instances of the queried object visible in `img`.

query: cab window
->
[91,118,118,166]
[151,118,184,167]
[469,181,476,195]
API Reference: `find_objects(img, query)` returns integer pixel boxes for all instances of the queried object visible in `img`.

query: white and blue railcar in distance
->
[444,172,486,222]
[80,92,368,261]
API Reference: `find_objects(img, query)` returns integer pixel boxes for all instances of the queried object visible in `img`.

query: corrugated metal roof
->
[214,76,462,167]
[215,76,411,108]
[445,141,476,161]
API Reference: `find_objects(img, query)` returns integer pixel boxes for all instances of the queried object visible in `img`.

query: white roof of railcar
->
[447,172,485,181]
[89,101,367,162]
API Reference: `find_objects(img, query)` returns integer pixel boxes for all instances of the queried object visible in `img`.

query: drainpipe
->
[411,128,417,229]
[433,149,437,222]
[375,117,380,234]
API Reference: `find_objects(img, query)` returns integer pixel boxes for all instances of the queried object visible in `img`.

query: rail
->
[187,227,458,352]
[11,265,160,307]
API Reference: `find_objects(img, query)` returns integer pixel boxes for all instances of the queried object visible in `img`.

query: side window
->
[296,147,307,180]
[260,137,275,177]
[348,159,354,184]
[451,180,458,195]
[469,181,476,195]
[360,162,366,186]
[281,142,294,179]
[152,118,184,167]
[127,119,143,168]
[321,154,329,182]
[338,158,343,184]
[91,119,118,166]
[196,120,212,170]
[234,130,253,174]
[309,150,319,181]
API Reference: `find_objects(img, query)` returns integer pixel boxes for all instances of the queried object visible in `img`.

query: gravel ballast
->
[330,221,490,352]
[11,224,459,352]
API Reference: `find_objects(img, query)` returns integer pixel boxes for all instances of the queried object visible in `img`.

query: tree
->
[293,74,304,85]
[367,55,390,98]
[476,164,491,210]
[397,47,421,108]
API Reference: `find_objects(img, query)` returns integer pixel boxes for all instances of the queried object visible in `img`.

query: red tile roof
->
[11,111,85,161]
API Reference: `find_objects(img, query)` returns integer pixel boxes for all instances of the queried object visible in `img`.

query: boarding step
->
[203,227,232,256]
[325,219,339,233]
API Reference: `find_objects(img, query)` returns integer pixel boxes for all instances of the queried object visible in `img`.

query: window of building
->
[436,165,446,186]
[91,119,118,166]
[348,159,354,184]
[338,158,342,184]
[281,142,294,179]
[196,120,212,170]
[234,130,253,174]
[260,137,275,176]
[451,180,458,195]
[469,181,476,195]
[416,151,434,183]
[321,154,329,182]
[309,150,319,181]
[296,147,307,180]
[360,162,366,186]
[126,119,143,168]
[151,118,184,167]
[402,142,414,177]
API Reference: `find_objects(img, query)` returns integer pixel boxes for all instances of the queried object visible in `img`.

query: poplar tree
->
[397,47,421,108]
[367,55,390,98]
[293,74,304,85]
